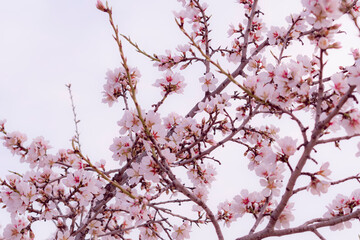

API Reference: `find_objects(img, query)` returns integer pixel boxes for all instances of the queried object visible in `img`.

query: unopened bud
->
[96,0,107,12]
[329,42,342,49]
[329,24,341,30]
[318,37,329,50]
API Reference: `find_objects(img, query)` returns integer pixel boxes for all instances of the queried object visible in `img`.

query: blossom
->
[217,201,236,227]
[126,162,142,185]
[57,231,75,240]
[302,0,341,28]
[275,202,295,229]
[267,26,286,45]
[3,218,29,240]
[192,186,209,202]
[307,178,330,195]
[231,190,265,217]
[139,156,161,183]
[323,190,360,231]
[351,48,360,62]
[171,221,191,239]
[102,67,141,106]
[347,64,360,90]
[199,73,218,92]
[187,163,217,185]
[2,131,27,155]
[316,162,331,179]
[154,50,182,71]
[331,72,349,94]
[26,136,51,167]
[109,136,133,163]
[277,136,297,156]
[117,109,142,134]
[153,70,186,95]
[341,109,360,134]
[176,44,190,54]
[356,142,360,157]
[318,37,329,49]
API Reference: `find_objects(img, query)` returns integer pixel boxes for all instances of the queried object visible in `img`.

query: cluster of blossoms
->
[1,0,360,239]
[226,1,267,63]
[0,129,107,239]
[102,67,141,107]
[267,13,307,46]
[324,189,360,230]
[175,0,210,46]
[306,162,332,195]
[217,190,295,230]
[153,70,187,96]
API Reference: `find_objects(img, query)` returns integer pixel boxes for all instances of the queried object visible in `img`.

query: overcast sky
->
[1,0,360,239]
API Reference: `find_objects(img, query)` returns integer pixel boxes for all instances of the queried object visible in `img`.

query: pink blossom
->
[323,191,360,231]
[347,64,360,91]
[187,163,217,186]
[277,136,297,156]
[26,136,51,167]
[356,142,360,157]
[341,109,360,134]
[139,223,162,240]
[331,72,349,94]
[171,221,191,239]
[351,48,360,62]
[199,73,218,92]
[193,186,209,202]
[154,50,182,71]
[3,218,29,240]
[139,156,161,183]
[153,70,186,95]
[57,230,75,240]
[316,162,331,179]
[318,37,329,50]
[307,178,330,195]
[176,44,190,54]
[126,162,142,185]
[267,26,286,45]
[102,67,141,106]
[117,109,142,134]
[275,202,295,229]
[217,201,236,227]
[2,131,27,155]
[109,136,133,163]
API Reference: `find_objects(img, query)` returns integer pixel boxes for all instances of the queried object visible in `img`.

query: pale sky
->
[1,1,360,239]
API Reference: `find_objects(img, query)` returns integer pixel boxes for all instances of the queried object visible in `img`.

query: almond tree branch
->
[177,105,260,166]
[265,86,356,230]
[66,84,82,151]
[236,209,360,240]
[293,174,360,194]
[316,133,360,145]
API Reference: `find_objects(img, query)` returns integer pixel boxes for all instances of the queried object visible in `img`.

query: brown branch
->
[294,174,360,194]
[236,209,360,239]
[316,133,360,145]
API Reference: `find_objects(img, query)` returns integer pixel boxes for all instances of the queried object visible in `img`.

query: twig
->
[66,84,82,151]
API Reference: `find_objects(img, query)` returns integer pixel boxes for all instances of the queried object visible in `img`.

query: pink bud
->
[96,0,107,12]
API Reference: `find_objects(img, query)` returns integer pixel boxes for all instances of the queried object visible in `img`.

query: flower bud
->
[318,37,329,50]
[96,0,107,12]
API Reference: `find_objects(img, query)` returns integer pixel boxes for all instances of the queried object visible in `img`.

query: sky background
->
[1,0,360,239]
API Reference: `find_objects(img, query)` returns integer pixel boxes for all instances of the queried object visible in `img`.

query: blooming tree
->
[2,0,360,239]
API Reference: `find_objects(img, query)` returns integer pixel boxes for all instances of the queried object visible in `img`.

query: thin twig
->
[66,84,82,151]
